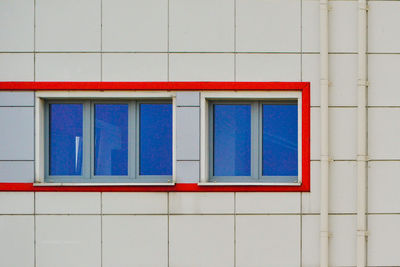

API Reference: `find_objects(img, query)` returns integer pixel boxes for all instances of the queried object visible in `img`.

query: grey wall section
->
[175,92,200,182]
[0,162,34,182]
[0,92,34,106]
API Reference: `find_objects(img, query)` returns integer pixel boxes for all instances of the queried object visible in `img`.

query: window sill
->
[33,182,175,187]
[198,182,302,186]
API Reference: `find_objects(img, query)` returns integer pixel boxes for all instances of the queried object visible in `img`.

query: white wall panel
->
[369,54,400,106]
[169,54,234,81]
[102,192,167,214]
[369,161,400,213]
[369,1,400,53]
[236,54,301,81]
[35,192,101,214]
[169,215,234,267]
[368,215,400,266]
[329,215,356,267]
[0,53,34,81]
[369,108,400,160]
[0,161,34,183]
[302,161,321,214]
[302,54,320,107]
[0,216,34,267]
[35,53,101,81]
[0,92,34,106]
[169,0,234,52]
[329,54,357,107]
[169,193,234,214]
[0,0,34,51]
[330,108,357,160]
[0,192,34,214]
[102,0,167,52]
[102,53,168,81]
[236,215,300,267]
[35,0,101,51]
[329,161,357,213]
[302,215,319,267]
[302,0,319,53]
[36,215,101,267]
[329,1,358,53]
[236,192,300,214]
[103,215,167,267]
[310,107,321,161]
[236,0,301,52]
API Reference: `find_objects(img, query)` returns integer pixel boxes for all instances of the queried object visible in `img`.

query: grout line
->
[100,192,103,267]
[33,0,36,82]
[167,192,170,267]
[234,192,236,267]
[233,0,237,82]
[33,192,36,267]
[167,0,170,82]
[100,0,103,82]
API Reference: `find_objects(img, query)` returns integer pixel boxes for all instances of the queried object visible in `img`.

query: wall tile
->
[176,161,200,183]
[330,161,357,213]
[0,107,34,160]
[0,216,34,267]
[169,0,234,52]
[236,54,301,81]
[35,53,101,81]
[310,107,321,161]
[236,215,300,267]
[369,1,400,53]
[0,192,34,214]
[302,161,321,214]
[0,0,34,51]
[35,0,100,51]
[36,215,101,267]
[302,0,319,53]
[368,54,400,106]
[302,215,319,267]
[0,53,34,81]
[369,108,400,160]
[169,215,234,267]
[302,54,320,107]
[329,1,358,53]
[103,215,167,267]
[369,161,400,213]
[236,0,301,52]
[330,108,357,160]
[35,192,101,214]
[102,0,167,52]
[176,92,200,107]
[236,192,300,214]
[176,107,200,160]
[169,54,234,81]
[102,192,167,214]
[329,215,356,267]
[0,161,34,183]
[368,214,400,266]
[0,92,34,106]
[102,53,167,81]
[169,193,234,214]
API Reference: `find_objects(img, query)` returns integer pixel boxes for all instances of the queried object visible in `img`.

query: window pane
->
[140,104,172,175]
[262,104,298,176]
[49,104,83,176]
[213,104,251,176]
[94,104,128,176]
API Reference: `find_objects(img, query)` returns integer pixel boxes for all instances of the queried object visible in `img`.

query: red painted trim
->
[0,81,310,192]
[0,81,308,91]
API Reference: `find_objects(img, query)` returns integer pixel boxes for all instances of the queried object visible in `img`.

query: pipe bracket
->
[357,155,368,162]
[357,79,369,86]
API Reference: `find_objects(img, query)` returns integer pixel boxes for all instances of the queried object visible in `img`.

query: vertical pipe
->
[357,0,368,266]
[320,0,329,266]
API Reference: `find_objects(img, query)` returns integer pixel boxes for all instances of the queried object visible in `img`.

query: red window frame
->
[0,81,310,192]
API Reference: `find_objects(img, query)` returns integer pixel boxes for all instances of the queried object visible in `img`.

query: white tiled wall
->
[1,0,399,266]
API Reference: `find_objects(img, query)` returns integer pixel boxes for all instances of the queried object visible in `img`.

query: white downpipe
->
[357,0,368,265]
[320,0,329,266]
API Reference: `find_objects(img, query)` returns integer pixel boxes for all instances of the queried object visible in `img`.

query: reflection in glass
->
[140,104,172,175]
[262,104,298,176]
[213,104,251,176]
[49,104,83,176]
[94,104,128,176]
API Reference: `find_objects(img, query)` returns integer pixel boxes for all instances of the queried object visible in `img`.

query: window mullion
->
[83,101,91,179]
[129,101,136,180]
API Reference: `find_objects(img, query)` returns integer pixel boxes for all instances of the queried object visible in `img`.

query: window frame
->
[35,90,177,185]
[200,90,303,186]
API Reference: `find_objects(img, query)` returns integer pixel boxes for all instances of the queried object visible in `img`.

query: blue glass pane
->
[49,104,83,176]
[262,104,298,176]
[140,104,172,175]
[94,104,128,176]
[213,104,251,176]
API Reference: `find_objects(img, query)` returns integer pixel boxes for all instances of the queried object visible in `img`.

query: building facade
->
[0,0,399,266]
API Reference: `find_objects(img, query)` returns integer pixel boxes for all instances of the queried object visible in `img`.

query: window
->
[201,90,303,185]
[45,100,173,183]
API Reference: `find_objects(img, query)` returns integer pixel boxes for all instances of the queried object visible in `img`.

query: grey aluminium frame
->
[44,99,173,183]
[208,100,299,183]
